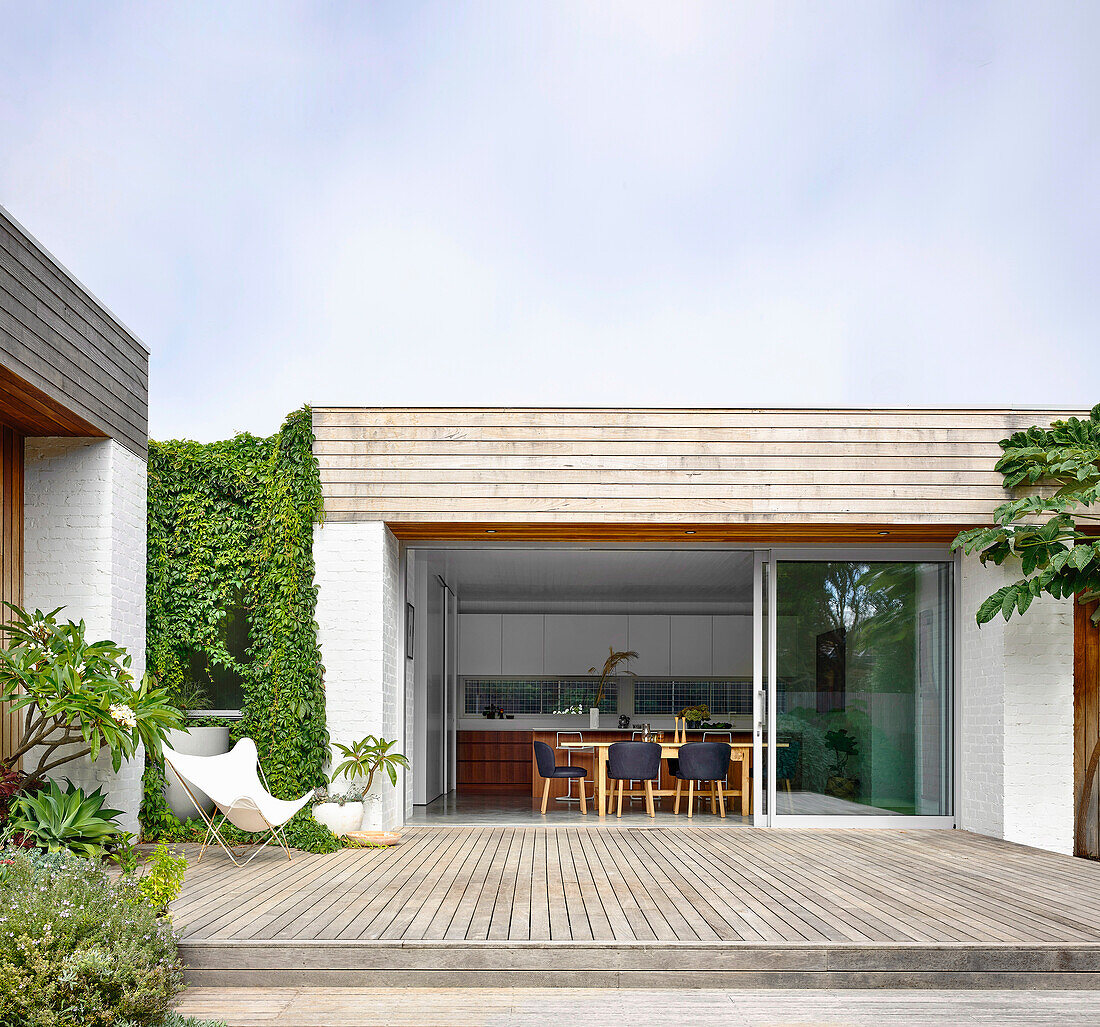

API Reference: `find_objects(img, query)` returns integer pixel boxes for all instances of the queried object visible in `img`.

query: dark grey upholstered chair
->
[606,741,662,818]
[671,741,732,818]
[533,740,588,814]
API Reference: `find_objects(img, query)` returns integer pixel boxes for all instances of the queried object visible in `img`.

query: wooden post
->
[1075,599,1100,857]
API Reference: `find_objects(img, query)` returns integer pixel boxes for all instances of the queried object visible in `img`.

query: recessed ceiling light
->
[684,530,696,535]
[878,530,890,536]
[485,529,497,534]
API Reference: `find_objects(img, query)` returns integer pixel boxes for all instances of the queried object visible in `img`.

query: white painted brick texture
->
[959,553,1074,853]
[22,438,147,833]
[314,521,405,829]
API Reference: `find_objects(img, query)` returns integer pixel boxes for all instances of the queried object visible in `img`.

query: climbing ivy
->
[141,406,329,841]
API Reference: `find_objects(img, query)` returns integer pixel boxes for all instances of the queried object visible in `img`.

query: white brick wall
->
[958,552,1074,853]
[314,521,405,829]
[23,438,147,833]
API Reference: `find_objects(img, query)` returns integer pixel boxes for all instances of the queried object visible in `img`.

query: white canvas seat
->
[162,737,313,866]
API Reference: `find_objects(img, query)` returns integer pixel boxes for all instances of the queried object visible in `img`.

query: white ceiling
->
[420,548,755,614]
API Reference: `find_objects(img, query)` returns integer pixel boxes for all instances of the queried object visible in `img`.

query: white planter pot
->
[312,801,364,838]
[163,726,232,819]
[359,793,386,831]
[589,707,600,730]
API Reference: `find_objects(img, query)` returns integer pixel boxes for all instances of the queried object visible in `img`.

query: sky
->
[1,2,1098,441]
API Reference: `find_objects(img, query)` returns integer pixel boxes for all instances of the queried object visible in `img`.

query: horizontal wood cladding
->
[0,205,148,457]
[314,407,1087,527]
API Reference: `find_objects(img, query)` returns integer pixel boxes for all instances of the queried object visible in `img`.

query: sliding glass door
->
[758,551,954,826]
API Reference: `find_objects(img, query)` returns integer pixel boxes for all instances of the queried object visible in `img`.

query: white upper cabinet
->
[543,614,629,676]
[627,615,670,677]
[712,615,753,677]
[501,614,545,676]
[458,614,502,676]
[670,616,713,676]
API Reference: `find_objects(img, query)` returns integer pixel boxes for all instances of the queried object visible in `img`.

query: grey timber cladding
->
[312,407,1090,525]
[0,205,149,458]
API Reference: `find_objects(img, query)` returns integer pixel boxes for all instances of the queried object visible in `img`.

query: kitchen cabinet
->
[458,614,502,676]
[627,615,670,676]
[712,615,753,677]
[501,615,545,675]
[543,615,628,676]
[670,616,713,676]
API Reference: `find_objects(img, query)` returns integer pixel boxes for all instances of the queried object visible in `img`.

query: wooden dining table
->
[561,738,757,817]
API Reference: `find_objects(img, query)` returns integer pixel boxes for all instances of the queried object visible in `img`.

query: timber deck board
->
[173,827,1100,947]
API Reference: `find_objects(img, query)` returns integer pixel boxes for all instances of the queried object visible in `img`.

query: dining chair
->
[606,740,662,818]
[533,740,588,814]
[701,730,734,813]
[671,742,733,818]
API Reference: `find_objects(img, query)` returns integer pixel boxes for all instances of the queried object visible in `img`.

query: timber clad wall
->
[1075,600,1100,858]
[0,424,23,765]
[0,205,148,458]
[313,407,1087,531]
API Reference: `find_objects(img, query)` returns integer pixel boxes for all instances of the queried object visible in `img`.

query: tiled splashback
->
[463,677,752,717]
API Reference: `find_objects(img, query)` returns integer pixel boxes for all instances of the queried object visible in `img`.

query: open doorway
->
[405,547,755,825]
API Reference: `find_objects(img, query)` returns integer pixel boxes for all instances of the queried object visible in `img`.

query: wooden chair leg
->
[717,783,726,819]
[784,778,792,812]
[644,779,655,817]
[579,777,587,815]
[710,780,717,815]
[541,778,551,815]
[674,779,682,815]
[616,780,624,819]
[687,781,694,819]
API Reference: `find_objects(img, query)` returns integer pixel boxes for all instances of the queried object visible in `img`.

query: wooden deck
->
[174,826,1100,988]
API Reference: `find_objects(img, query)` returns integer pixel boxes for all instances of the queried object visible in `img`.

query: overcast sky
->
[1,2,1097,441]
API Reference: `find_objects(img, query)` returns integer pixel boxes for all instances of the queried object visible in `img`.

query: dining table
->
[560,738,775,817]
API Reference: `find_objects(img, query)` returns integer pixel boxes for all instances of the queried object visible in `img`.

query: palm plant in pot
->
[313,735,409,836]
[587,648,637,729]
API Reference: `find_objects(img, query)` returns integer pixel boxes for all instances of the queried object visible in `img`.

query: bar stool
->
[554,731,593,805]
[622,729,649,806]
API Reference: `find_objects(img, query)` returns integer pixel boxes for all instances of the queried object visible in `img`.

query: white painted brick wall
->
[314,521,405,829]
[958,552,1074,853]
[22,438,147,834]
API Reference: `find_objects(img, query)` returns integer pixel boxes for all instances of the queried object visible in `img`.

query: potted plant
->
[162,681,234,818]
[680,704,710,731]
[314,734,409,834]
[587,648,637,729]
[310,784,367,838]
[823,727,860,801]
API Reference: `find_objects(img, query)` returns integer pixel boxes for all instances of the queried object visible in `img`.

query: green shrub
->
[157,806,344,855]
[137,842,188,914]
[163,1016,228,1027]
[0,848,183,1027]
[7,781,127,858]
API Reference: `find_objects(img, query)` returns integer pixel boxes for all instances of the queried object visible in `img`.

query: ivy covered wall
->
[142,406,328,831]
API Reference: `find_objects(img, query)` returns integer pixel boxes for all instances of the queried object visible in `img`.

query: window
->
[182,599,252,713]
[632,679,753,716]
[464,678,618,716]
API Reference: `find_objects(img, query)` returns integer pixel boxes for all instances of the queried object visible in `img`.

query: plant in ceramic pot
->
[823,727,860,801]
[162,681,234,818]
[310,785,367,838]
[587,647,637,729]
[320,735,409,833]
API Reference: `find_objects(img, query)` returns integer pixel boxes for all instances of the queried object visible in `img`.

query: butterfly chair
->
[162,738,313,866]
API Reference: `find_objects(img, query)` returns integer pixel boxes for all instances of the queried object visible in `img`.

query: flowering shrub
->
[0,848,182,1027]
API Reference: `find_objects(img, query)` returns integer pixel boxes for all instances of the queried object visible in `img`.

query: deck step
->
[180,940,1100,989]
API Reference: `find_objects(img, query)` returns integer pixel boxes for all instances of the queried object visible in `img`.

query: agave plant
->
[330,735,409,792]
[7,780,126,858]
[587,647,638,710]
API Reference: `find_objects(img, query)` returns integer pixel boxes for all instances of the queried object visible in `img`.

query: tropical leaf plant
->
[330,735,409,792]
[0,604,182,786]
[587,647,638,709]
[951,404,1100,626]
[7,779,126,857]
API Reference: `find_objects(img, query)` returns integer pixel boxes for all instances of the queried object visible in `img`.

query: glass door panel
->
[772,559,953,819]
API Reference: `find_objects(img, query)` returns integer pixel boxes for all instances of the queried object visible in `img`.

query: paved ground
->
[176,986,1100,1025]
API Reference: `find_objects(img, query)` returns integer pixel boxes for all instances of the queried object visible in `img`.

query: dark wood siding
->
[0,423,23,766]
[0,205,148,458]
[1075,598,1100,858]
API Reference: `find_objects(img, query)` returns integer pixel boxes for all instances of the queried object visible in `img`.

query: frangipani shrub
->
[0,604,181,787]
